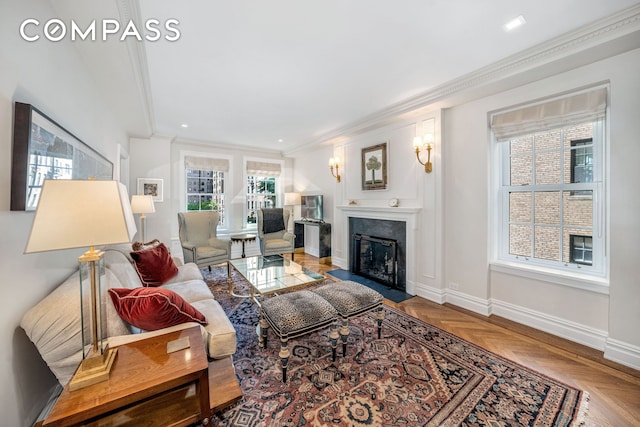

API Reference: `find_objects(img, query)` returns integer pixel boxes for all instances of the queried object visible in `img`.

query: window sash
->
[185,168,226,223]
[498,119,605,276]
[246,175,277,225]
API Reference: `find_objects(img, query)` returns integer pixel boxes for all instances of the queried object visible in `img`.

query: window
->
[245,160,282,225]
[184,155,229,224]
[186,169,225,217]
[246,176,276,224]
[492,87,607,277]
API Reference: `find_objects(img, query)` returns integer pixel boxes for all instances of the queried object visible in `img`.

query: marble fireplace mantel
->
[336,205,421,295]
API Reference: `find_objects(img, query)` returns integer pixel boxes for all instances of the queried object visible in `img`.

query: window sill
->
[490,260,609,295]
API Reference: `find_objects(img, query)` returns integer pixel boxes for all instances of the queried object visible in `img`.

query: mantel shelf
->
[336,205,421,214]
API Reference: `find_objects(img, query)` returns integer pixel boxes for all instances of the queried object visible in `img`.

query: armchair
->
[178,211,231,271]
[257,208,295,260]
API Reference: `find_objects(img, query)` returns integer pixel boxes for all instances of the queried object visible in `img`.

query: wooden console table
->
[43,326,210,426]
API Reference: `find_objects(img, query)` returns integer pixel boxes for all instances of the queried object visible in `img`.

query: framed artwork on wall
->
[10,102,113,211]
[361,142,388,190]
[137,178,164,202]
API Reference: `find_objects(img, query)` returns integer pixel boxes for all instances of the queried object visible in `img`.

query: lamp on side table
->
[25,179,137,390]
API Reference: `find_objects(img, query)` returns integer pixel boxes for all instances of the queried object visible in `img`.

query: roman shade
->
[185,156,229,172]
[491,87,607,141]
[246,160,281,177]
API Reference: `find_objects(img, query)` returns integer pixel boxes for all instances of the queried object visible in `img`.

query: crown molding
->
[117,0,155,136]
[285,4,640,155]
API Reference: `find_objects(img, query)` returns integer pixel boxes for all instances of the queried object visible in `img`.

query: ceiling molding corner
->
[117,0,155,136]
[298,4,640,151]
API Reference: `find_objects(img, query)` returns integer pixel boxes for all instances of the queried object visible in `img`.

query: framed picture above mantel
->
[361,142,388,191]
[10,102,113,211]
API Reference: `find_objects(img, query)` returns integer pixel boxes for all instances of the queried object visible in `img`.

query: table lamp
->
[25,179,137,390]
[130,194,155,242]
[284,192,301,231]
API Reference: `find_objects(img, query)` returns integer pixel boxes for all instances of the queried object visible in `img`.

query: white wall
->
[129,138,290,254]
[0,1,130,425]
[444,48,640,368]
[291,111,444,296]
[292,49,640,371]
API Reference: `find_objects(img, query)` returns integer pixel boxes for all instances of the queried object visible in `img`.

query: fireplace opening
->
[353,234,398,288]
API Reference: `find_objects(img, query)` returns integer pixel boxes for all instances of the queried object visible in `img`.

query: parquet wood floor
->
[292,253,640,427]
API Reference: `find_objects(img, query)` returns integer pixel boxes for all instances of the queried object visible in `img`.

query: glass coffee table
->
[227,255,326,303]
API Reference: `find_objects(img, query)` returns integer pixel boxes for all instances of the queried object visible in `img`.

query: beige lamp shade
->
[25,180,137,253]
[130,195,156,214]
[284,192,301,206]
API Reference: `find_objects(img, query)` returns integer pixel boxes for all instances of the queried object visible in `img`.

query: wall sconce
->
[413,132,434,173]
[329,157,341,182]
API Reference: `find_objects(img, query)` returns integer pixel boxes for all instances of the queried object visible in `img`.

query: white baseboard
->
[332,256,348,270]
[414,283,446,304]
[446,289,492,316]
[604,338,640,371]
[490,298,608,351]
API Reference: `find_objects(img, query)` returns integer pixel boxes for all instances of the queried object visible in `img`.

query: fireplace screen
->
[353,234,397,287]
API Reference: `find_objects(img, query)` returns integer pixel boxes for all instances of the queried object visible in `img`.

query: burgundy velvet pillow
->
[108,287,207,331]
[130,243,178,286]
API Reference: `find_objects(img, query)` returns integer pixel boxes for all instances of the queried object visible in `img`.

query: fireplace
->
[353,234,397,287]
[349,217,406,291]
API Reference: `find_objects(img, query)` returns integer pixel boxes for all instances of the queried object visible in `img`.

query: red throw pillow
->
[130,243,179,286]
[108,287,207,331]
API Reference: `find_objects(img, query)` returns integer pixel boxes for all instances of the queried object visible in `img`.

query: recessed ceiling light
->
[278,139,284,143]
[504,15,526,32]
[180,123,189,128]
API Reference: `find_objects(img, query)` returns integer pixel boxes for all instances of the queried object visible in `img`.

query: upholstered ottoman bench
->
[311,281,384,356]
[260,290,339,382]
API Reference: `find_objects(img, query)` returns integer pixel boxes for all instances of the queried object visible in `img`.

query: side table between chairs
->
[230,233,257,258]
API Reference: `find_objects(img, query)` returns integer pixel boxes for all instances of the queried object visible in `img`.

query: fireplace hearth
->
[348,217,406,291]
[353,234,397,287]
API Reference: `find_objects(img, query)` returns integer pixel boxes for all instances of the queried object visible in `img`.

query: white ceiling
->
[55,0,640,152]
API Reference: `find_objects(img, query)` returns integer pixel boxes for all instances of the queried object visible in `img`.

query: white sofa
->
[20,245,236,386]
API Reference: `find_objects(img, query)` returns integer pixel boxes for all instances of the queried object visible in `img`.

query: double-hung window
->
[184,156,228,224]
[491,87,607,277]
[245,160,282,225]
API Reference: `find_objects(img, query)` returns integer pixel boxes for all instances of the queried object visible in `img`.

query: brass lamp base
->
[69,346,118,391]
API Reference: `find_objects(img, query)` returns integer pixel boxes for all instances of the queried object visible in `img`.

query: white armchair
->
[177,211,231,270]
[257,208,295,260]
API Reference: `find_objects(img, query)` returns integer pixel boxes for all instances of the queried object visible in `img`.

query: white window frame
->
[489,89,609,294]
[180,151,232,233]
[186,168,226,219]
[243,157,284,229]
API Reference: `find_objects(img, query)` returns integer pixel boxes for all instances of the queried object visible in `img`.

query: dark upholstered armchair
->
[257,208,295,259]
[177,211,231,270]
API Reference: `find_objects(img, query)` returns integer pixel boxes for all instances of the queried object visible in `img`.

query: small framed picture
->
[361,142,388,190]
[137,178,163,202]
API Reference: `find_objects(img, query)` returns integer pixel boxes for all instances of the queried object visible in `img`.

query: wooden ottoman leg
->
[279,336,290,382]
[376,306,384,339]
[329,318,340,361]
[260,311,268,348]
[339,317,350,356]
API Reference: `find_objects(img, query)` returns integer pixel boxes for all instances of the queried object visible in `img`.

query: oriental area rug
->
[203,267,588,427]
